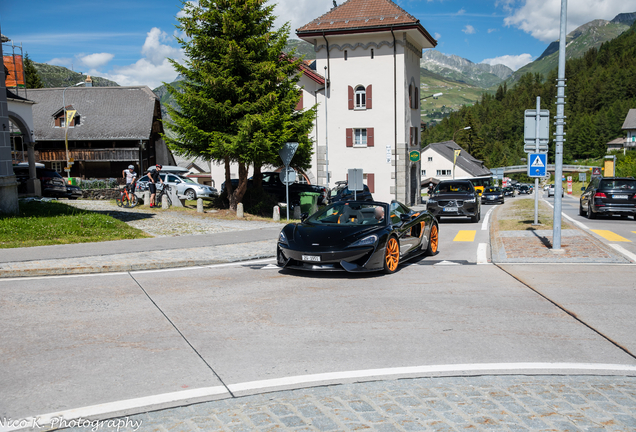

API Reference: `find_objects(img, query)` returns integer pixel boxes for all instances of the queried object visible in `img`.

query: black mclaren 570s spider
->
[276,201,439,273]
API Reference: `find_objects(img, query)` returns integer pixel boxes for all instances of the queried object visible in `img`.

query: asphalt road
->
[2,258,636,425]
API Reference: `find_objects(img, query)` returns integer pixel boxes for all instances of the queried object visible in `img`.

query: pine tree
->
[23,53,44,89]
[163,0,316,211]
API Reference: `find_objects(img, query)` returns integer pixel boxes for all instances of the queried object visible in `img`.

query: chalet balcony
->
[38,148,140,162]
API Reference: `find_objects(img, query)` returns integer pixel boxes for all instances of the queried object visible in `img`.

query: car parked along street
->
[137,172,218,201]
[580,177,636,219]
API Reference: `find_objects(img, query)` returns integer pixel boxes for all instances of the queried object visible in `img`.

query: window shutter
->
[416,88,420,109]
[367,173,375,193]
[55,117,61,127]
[296,90,303,111]
[348,86,354,110]
[367,128,374,147]
[346,128,353,147]
[366,85,372,109]
[410,127,413,146]
[408,84,413,109]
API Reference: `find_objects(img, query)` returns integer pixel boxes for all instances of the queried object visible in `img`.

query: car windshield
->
[178,176,197,184]
[485,187,500,193]
[599,179,636,190]
[306,202,387,226]
[436,183,472,193]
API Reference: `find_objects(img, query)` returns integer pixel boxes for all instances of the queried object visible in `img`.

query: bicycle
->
[153,184,172,208]
[116,184,138,208]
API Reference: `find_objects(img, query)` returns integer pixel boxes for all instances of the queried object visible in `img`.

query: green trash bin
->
[299,192,320,215]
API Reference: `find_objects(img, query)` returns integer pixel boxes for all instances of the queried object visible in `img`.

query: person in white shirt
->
[123,165,137,193]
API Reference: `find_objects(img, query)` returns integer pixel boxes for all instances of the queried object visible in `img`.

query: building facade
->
[420,140,492,186]
[296,0,436,205]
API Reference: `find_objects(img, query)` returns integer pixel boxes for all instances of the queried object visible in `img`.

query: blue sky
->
[2,0,636,89]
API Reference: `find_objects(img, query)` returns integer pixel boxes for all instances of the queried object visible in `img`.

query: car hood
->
[286,223,380,248]
[430,193,476,201]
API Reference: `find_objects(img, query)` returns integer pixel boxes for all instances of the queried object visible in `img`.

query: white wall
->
[420,147,473,181]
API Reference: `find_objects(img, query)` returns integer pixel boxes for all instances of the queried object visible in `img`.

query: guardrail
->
[495,164,596,174]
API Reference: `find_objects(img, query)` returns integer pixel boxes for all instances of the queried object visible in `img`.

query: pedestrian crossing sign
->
[527,153,547,177]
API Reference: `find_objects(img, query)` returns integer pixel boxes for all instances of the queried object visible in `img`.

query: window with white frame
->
[354,129,367,146]
[355,86,366,109]
[51,161,63,172]
[436,169,451,176]
[421,169,426,176]
[428,157,433,162]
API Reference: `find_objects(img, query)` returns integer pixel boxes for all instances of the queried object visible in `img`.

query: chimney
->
[85,75,93,87]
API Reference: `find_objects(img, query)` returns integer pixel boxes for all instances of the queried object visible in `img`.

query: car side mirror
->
[300,213,309,222]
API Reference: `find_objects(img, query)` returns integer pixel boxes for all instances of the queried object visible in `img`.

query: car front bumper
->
[277,243,381,272]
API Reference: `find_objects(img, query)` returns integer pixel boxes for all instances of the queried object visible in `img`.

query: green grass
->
[497,198,572,231]
[0,200,150,248]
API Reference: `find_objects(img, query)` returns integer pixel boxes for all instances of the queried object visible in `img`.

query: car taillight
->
[594,192,607,198]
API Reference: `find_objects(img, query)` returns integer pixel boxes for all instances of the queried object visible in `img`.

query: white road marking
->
[0,272,130,282]
[13,362,636,431]
[477,243,490,265]
[481,207,494,231]
[261,264,280,269]
[542,199,589,230]
[609,244,636,263]
[434,260,461,266]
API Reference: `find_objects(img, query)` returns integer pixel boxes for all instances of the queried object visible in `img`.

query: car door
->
[167,174,184,196]
[581,178,598,209]
[389,202,420,255]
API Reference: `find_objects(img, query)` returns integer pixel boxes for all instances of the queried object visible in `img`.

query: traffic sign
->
[348,168,364,192]
[527,153,547,177]
[279,167,296,185]
[409,150,420,162]
[279,142,299,167]
[524,109,550,143]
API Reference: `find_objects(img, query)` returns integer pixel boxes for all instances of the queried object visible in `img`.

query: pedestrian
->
[122,165,137,193]
[428,183,434,195]
[148,164,164,208]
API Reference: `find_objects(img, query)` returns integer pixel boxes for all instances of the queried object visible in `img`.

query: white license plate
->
[488,196,496,199]
[302,255,321,262]
[443,207,458,212]
[613,195,628,199]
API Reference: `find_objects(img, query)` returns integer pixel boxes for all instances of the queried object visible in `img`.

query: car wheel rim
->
[385,238,399,271]
[430,225,438,253]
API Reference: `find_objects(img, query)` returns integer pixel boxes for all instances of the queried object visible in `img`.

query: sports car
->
[276,201,439,273]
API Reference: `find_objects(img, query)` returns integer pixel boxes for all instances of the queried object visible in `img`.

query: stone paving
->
[63,376,636,431]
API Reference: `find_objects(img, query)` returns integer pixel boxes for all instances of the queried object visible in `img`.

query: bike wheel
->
[116,195,123,207]
[130,194,138,207]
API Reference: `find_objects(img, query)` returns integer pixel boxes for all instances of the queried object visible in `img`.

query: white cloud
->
[271,0,333,37]
[487,28,498,33]
[457,8,466,15]
[47,58,73,68]
[80,53,114,68]
[503,0,636,43]
[481,53,534,71]
[434,32,442,40]
[462,25,476,34]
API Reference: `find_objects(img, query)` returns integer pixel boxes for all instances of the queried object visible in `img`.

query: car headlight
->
[278,230,288,245]
[427,198,437,204]
[349,234,378,247]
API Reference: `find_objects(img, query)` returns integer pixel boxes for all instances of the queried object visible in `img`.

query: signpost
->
[524,97,549,225]
[348,168,363,200]
[279,142,299,220]
[409,150,420,162]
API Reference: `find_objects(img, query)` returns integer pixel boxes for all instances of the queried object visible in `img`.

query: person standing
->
[122,165,137,193]
[148,164,164,208]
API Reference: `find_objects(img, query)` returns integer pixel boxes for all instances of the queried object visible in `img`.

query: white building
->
[296,0,437,204]
[420,140,491,186]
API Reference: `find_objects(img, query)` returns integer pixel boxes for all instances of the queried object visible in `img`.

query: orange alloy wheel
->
[384,237,400,273]
[428,224,439,254]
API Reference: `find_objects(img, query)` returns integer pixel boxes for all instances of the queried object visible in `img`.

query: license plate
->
[613,195,628,199]
[443,207,458,212]
[489,196,495,199]
[302,255,320,262]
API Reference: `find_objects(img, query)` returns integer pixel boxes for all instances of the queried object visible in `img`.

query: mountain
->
[32,63,119,88]
[505,12,636,86]
[420,50,513,89]
[285,39,316,60]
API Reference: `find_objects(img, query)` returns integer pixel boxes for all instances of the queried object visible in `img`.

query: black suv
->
[580,177,636,219]
[426,180,480,222]
[328,181,373,203]
[13,165,68,198]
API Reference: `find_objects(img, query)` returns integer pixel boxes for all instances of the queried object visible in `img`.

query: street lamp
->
[62,81,85,179]
[453,126,471,142]
[420,92,443,101]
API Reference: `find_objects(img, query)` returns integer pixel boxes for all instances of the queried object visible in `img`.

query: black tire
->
[425,223,439,256]
[116,196,123,207]
[185,189,196,200]
[470,211,480,223]
[129,194,138,207]
[383,236,400,274]
[587,203,596,219]
[276,246,287,267]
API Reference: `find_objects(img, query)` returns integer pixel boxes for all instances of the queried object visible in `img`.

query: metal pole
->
[553,0,567,250]
[286,179,290,221]
[534,96,540,225]
[324,66,330,188]
[63,87,69,180]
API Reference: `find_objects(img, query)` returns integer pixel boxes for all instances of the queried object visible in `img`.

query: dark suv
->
[580,177,636,219]
[328,181,373,203]
[13,165,68,198]
[426,180,480,222]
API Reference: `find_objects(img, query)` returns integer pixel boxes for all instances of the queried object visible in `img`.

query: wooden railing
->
[38,148,140,162]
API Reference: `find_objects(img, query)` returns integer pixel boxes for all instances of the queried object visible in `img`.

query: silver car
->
[137,173,218,200]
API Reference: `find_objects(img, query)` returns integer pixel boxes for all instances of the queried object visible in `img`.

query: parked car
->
[12,164,68,198]
[137,173,218,200]
[328,181,373,203]
[503,186,516,197]
[481,186,504,204]
[547,184,563,197]
[426,180,480,222]
[579,177,636,219]
[66,184,83,200]
[277,200,438,273]
[518,184,531,195]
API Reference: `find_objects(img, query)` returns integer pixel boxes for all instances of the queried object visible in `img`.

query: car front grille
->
[438,200,464,207]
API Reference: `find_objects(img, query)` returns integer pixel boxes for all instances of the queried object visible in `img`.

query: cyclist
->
[148,164,165,208]
[122,165,137,194]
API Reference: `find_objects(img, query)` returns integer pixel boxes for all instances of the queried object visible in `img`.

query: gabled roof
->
[296,0,436,48]
[27,86,160,141]
[299,61,325,85]
[622,109,636,130]
[422,140,491,177]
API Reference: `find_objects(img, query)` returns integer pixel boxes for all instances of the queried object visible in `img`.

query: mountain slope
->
[421,50,513,88]
[32,63,119,87]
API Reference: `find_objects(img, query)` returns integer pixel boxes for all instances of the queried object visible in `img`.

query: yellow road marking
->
[454,230,476,242]
[591,230,631,242]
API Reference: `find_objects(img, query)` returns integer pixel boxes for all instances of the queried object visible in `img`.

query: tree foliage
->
[422,22,636,171]
[23,53,44,89]
[163,0,316,211]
